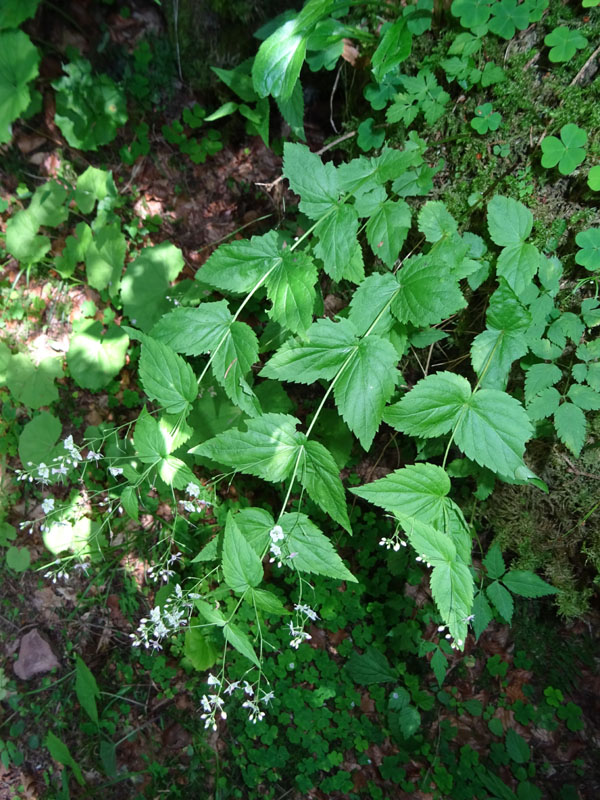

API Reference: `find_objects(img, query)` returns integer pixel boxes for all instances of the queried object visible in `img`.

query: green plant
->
[544,26,588,63]
[540,123,587,175]
[471,102,502,133]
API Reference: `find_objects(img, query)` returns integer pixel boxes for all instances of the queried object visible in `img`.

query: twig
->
[329,64,343,133]
[570,43,600,87]
[255,131,356,191]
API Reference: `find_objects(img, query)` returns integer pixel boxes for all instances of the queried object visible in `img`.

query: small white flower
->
[261,690,275,705]
[294,603,318,622]
[243,681,254,696]
[109,467,124,477]
[180,500,195,513]
[224,681,240,696]
[41,498,55,514]
[269,525,284,542]
[186,482,201,498]
[87,451,103,462]
[207,674,220,686]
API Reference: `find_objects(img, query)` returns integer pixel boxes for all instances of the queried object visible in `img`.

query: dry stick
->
[570,43,600,87]
[329,63,343,134]
[255,131,357,191]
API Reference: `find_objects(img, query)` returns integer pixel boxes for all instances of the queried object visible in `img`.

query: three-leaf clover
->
[544,27,588,63]
[540,124,587,175]
[451,0,492,31]
[357,117,385,151]
[575,228,600,272]
[488,0,530,40]
[471,102,501,134]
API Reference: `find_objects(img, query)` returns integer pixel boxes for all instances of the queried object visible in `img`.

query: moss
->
[483,424,600,618]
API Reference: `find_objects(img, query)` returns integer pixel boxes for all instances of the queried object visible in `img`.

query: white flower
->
[207,673,220,686]
[288,621,311,649]
[41,497,55,514]
[36,463,50,483]
[109,467,124,477]
[180,500,195,513]
[224,681,240,696]
[294,603,318,622]
[186,482,201,498]
[269,525,284,542]
[87,451,103,461]
[243,681,254,696]
[261,690,275,705]
[242,699,265,724]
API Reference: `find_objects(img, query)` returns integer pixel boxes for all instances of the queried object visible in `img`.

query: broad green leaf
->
[75,655,100,724]
[333,335,398,449]
[314,203,360,282]
[487,196,533,246]
[451,0,492,29]
[348,272,399,336]
[384,372,471,437]
[120,485,139,522]
[280,512,356,581]
[5,210,50,264]
[554,401,586,456]
[366,200,411,267]
[18,411,62,467]
[588,165,600,191]
[505,729,530,764]
[190,413,302,482]
[55,222,92,278]
[496,243,541,298]
[430,558,473,646]
[68,321,128,391]
[134,412,195,489]
[486,579,513,623]
[0,30,40,144]
[299,439,351,532]
[482,543,505,580]
[252,19,307,101]
[138,336,197,414]
[152,301,260,416]
[197,230,281,294]
[568,383,600,411]
[232,507,274,555]
[120,242,184,332]
[454,389,533,478]
[265,249,317,334]
[27,180,68,227]
[7,353,62,408]
[371,18,412,83]
[85,223,126,292]
[527,386,561,421]
[392,255,466,326]
[222,511,264,592]
[471,280,531,388]
[44,732,84,786]
[6,546,30,572]
[283,142,339,219]
[0,0,40,29]
[400,515,456,566]
[472,590,493,640]
[184,626,218,670]
[275,78,306,140]
[418,201,458,243]
[502,570,558,597]
[75,166,117,214]
[350,463,451,524]
[346,646,396,684]
[224,621,260,667]
[260,317,356,384]
[524,363,562,404]
[249,588,289,615]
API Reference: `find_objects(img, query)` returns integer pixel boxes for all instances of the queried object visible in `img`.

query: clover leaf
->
[451,0,492,31]
[471,103,501,134]
[540,124,587,175]
[587,165,600,191]
[575,228,600,272]
[544,27,588,63]
[488,0,530,40]
[357,117,385,151]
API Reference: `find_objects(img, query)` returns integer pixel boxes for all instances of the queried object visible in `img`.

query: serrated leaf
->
[391,255,466,326]
[384,372,471,437]
[283,142,339,219]
[482,544,505,580]
[487,196,533,246]
[567,383,600,411]
[299,439,351,532]
[232,507,274,555]
[222,511,264,592]
[496,242,541,298]
[190,413,302,482]
[260,317,356,384]
[138,336,197,414]
[120,485,139,521]
[280,512,356,581]
[197,230,281,294]
[224,621,260,667]
[418,201,458,243]
[472,590,493,640]
[527,386,561,421]
[524,363,562,404]
[366,200,411,267]
[430,559,473,647]
[249,588,289,615]
[346,646,396,684]
[486,579,514,623]
[501,570,558,598]
[371,18,412,82]
[314,203,360,282]
[554,401,586,456]
[348,272,399,336]
[333,335,398,449]
[75,655,100,724]
[265,249,317,334]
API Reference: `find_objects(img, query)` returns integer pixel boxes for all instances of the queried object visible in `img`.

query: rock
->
[13,629,60,680]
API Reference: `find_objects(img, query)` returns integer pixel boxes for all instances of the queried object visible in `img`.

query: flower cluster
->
[378,534,407,551]
[130,584,197,650]
[201,675,275,727]
[147,551,182,583]
[268,524,298,568]
[179,482,212,514]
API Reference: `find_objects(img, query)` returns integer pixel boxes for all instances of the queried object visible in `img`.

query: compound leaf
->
[554,401,586,456]
[138,336,197,414]
[280,512,356,581]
